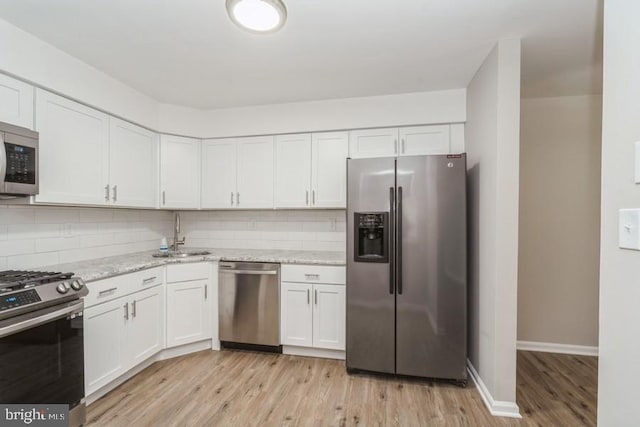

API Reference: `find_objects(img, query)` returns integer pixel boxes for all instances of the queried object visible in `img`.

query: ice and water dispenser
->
[353,212,389,263]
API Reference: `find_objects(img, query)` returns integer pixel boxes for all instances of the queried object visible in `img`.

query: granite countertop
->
[41,248,346,282]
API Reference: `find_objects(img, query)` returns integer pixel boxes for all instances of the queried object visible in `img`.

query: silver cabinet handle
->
[131,300,137,318]
[304,274,320,280]
[104,184,110,202]
[401,139,406,153]
[312,190,315,205]
[306,190,309,206]
[0,133,6,183]
[204,284,208,300]
[99,287,118,296]
[394,139,398,154]
[142,276,157,284]
[162,191,166,205]
[307,289,310,305]
[231,192,234,206]
[314,289,318,305]
[237,192,240,205]
[112,185,118,202]
[220,269,277,275]
[123,303,129,320]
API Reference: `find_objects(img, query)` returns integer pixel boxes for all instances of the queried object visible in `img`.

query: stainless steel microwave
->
[0,121,38,197]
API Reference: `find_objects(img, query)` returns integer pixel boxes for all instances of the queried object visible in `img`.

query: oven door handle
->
[0,300,84,338]
[0,132,7,183]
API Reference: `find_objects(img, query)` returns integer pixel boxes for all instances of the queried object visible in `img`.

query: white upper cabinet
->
[236,136,274,209]
[160,135,201,209]
[109,118,158,208]
[0,74,34,129]
[201,138,237,209]
[35,89,110,205]
[349,128,399,158]
[311,131,348,208]
[349,125,462,159]
[399,125,450,156]
[275,134,312,208]
[275,131,348,209]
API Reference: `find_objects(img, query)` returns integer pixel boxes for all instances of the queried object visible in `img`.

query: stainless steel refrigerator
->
[346,154,467,384]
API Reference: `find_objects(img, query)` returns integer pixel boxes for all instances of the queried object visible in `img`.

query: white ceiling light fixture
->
[226,0,287,33]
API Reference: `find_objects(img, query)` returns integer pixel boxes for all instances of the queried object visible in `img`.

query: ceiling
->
[0,0,602,109]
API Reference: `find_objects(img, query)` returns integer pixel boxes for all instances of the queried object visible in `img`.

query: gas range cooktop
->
[0,270,88,321]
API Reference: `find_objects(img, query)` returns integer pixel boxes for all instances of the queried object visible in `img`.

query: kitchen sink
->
[152,250,211,258]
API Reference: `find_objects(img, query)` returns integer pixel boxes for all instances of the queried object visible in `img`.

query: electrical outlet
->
[63,223,75,237]
[329,218,336,231]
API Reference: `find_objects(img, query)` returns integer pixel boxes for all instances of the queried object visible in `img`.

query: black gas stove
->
[0,269,87,321]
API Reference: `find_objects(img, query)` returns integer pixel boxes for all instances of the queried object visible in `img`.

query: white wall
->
[598,2,640,425]
[158,89,466,138]
[518,95,601,348]
[0,17,466,139]
[0,206,172,269]
[179,210,345,251]
[466,39,521,415]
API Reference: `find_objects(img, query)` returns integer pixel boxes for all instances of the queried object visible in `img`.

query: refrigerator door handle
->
[397,186,403,295]
[389,187,395,294]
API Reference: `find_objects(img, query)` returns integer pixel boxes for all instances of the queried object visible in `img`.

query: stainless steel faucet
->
[172,212,186,251]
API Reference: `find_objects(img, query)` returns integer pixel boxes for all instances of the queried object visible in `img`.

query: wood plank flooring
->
[86,350,597,426]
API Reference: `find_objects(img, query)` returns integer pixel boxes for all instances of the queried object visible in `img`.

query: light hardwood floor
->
[86,350,597,426]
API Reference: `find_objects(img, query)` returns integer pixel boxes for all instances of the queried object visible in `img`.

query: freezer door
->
[346,157,396,374]
[395,154,467,380]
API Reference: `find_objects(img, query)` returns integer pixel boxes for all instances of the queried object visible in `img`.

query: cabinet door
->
[35,89,109,205]
[166,280,211,348]
[0,74,34,129]
[280,282,313,347]
[313,284,345,350]
[348,128,398,159]
[84,297,127,395]
[109,117,158,208]
[275,134,311,208]
[201,139,237,208]
[236,136,274,208]
[127,286,165,368]
[311,131,348,208]
[399,125,451,156]
[160,135,201,209]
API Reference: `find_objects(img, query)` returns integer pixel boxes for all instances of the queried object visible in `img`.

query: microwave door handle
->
[0,133,6,183]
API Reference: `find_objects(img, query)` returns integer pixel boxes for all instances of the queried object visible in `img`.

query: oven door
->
[0,300,84,407]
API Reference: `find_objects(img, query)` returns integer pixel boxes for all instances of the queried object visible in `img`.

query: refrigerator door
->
[395,154,467,380]
[346,157,396,374]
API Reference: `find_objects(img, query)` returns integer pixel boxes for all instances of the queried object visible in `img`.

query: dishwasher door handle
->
[219,270,278,275]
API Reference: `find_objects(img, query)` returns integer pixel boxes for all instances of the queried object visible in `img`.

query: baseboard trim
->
[516,340,598,356]
[466,360,522,419]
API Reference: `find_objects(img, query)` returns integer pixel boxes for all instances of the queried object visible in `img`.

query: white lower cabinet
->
[84,283,164,395]
[280,265,346,351]
[165,263,212,348]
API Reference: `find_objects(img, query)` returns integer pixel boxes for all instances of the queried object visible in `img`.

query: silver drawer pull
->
[304,274,320,280]
[131,300,136,318]
[99,287,118,296]
[142,276,157,284]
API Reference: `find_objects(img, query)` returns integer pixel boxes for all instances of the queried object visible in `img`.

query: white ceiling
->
[0,0,602,109]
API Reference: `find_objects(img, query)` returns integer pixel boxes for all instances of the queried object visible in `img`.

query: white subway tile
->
[8,224,62,240]
[317,232,347,242]
[0,239,35,256]
[36,236,79,253]
[7,252,59,269]
[79,209,114,223]
[0,257,7,269]
[35,208,79,224]
[302,241,332,251]
[0,225,7,241]
[0,207,35,224]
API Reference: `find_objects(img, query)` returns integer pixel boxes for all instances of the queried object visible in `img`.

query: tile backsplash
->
[0,205,173,269]
[179,210,346,252]
[0,206,346,270]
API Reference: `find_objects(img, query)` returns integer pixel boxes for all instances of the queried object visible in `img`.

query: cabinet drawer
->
[85,267,164,307]
[166,262,210,283]
[281,265,345,285]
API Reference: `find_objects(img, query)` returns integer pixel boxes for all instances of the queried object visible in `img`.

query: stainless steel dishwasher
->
[218,261,280,348]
